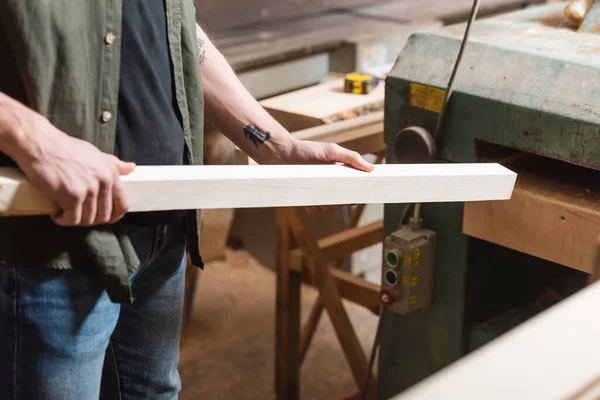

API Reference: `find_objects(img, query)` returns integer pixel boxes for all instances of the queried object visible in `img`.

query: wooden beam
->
[298,266,381,313]
[290,220,384,271]
[300,293,324,363]
[390,280,600,400]
[0,163,517,216]
[464,171,600,274]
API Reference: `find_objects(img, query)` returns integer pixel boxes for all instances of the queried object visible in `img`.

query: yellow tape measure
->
[344,72,378,95]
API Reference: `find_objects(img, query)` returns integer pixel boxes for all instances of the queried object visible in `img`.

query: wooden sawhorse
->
[275,201,384,400]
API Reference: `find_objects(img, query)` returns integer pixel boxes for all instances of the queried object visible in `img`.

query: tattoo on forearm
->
[243,124,271,149]
[197,37,206,65]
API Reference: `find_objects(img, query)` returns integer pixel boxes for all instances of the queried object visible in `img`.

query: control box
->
[380,219,436,315]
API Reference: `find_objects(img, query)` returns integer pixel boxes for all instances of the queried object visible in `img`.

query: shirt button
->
[101,111,112,122]
[104,32,116,45]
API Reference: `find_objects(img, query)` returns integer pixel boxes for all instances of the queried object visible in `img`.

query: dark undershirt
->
[117,0,187,225]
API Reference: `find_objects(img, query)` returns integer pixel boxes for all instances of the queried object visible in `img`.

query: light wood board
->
[391,279,600,400]
[260,78,385,131]
[463,170,600,274]
[0,164,516,216]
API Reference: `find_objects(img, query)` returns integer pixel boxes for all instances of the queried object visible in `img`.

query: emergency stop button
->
[380,289,396,306]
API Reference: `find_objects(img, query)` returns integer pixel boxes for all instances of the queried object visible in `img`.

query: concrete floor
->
[179,249,379,399]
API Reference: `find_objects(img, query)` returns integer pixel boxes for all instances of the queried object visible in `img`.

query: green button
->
[387,251,399,267]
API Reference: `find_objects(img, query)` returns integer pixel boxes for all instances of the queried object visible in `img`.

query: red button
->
[380,289,396,306]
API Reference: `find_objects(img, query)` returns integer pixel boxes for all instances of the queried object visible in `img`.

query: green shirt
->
[0,0,205,303]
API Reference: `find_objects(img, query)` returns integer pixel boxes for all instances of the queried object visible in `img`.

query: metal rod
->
[413,202,422,220]
[433,0,481,144]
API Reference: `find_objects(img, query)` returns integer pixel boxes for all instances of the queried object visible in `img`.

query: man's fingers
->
[109,181,130,223]
[116,159,136,175]
[52,204,83,227]
[95,180,113,225]
[326,144,374,172]
[80,192,98,226]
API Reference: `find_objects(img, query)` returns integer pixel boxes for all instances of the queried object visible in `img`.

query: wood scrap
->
[0,163,516,215]
[260,78,385,131]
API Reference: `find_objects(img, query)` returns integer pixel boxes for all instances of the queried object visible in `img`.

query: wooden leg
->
[300,260,324,363]
[275,209,302,400]
[299,199,372,362]
[283,207,377,398]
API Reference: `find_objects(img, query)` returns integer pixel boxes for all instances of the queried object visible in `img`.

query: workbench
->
[379,2,600,398]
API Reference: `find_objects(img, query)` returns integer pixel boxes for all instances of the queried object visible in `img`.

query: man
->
[0,0,373,399]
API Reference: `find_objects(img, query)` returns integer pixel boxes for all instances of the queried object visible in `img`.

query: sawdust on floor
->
[179,249,379,400]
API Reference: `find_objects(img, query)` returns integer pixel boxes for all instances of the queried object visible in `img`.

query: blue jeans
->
[0,222,188,399]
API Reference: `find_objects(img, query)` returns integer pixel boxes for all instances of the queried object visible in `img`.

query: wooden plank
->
[0,163,517,216]
[290,220,384,271]
[463,171,600,274]
[390,280,600,400]
[275,210,302,400]
[260,78,385,131]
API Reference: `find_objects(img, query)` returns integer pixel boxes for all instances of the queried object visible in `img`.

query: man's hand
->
[264,138,374,171]
[0,94,135,226]
[256,137,375,213]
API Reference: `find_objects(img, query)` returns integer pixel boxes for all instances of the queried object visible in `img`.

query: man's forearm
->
[195,24,295,164]
[0,92,41,164]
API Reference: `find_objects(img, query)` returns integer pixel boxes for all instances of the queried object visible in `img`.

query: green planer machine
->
[379,2,600,398]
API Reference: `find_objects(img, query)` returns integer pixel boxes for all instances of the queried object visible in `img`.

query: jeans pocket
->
[132,225,166,280]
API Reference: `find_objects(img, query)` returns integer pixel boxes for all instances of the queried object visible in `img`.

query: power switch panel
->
[381,221,436,315]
